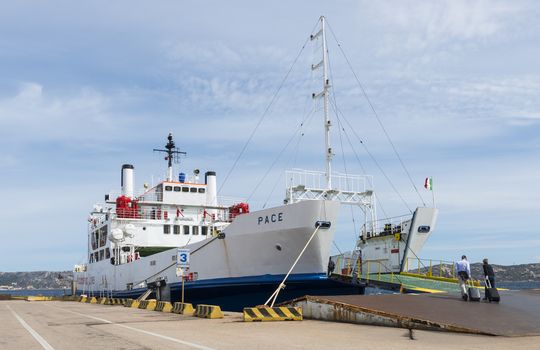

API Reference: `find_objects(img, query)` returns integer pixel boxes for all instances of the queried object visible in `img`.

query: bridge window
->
[183,225,190,235]
[174,186,181,192]
[198,188,205,193]
[201,226,208,236]
[182,187,189,192]
[192,226,199,235]
[165,186,173,191]
[190,187,197,193]
[173,225,180,234]
[163,225,171,234]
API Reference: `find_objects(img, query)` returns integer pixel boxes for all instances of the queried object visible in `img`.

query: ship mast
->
[311,16,333,189]
[153,133,186,181]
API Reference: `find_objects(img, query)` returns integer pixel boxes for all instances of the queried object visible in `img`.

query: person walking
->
[455,255,471,300]
[482,258,496,300]
[327,257,335,277]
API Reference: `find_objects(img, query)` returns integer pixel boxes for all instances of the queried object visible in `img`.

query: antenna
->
[153,133,187,181]
[311,16,333,189]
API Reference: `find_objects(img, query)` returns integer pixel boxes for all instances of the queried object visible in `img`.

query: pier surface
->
[2,298,540,350]
[286,289,540,336]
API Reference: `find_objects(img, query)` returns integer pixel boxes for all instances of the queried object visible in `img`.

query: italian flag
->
[424,177,433,191]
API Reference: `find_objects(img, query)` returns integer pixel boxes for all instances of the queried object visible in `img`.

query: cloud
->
[0,82,113,139]
[369,0,524,53]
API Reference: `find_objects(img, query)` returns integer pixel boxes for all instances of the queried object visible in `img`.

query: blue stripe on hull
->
[79,273,364,311]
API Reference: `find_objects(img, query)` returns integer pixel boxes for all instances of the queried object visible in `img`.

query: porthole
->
[275,244,282,251]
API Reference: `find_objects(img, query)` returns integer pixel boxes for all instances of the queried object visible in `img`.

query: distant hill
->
[0,271,73,290]
[1,263,539,289]
[409,263,540,282]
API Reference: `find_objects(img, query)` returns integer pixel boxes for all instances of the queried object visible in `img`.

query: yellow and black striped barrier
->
[124,299,135,307]
[155,301,173,312]
[98,297,107,304]
[138,299,157,311]
[87,297,98,304]
[26,296,54,301]
[243,306,302,322]
[172,302,195,316]
[196,304,224,319]
[79,296,87,303]
[128,299,141,308]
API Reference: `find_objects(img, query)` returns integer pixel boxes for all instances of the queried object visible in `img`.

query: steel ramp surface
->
[283,290,540,336]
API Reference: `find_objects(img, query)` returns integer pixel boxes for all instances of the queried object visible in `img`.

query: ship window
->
[165,185,173,191]
[94,252,98,261]
[198,188,205,193]
[164,225,171,234]
[174,186,181,192]
[89,254,94,263]
[193,226,199,235]
[182,187,189,192]
[183,225,190,235]
[99,249,104,261]
[190,187,197,193]
[173,225,180,235]
[201,226,208,236]
[105,248,110,259]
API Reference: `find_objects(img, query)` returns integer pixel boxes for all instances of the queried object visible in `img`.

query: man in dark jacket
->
[483,258,496,300]
[327,257,335,277]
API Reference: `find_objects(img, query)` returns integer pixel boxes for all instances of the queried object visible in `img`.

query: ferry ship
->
[74,17,438,310]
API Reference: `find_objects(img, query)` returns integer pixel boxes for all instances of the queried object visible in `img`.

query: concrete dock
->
[2,297,540,350]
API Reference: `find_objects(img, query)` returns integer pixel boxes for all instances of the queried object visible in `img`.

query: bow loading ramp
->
[281,290,540,336]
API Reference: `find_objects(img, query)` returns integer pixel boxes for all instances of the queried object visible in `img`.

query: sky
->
[1,0,539,271]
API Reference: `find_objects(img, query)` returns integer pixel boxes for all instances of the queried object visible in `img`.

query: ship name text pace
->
[257,213,284,225]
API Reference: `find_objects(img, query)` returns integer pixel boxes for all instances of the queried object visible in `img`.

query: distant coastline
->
[1,263,538,291]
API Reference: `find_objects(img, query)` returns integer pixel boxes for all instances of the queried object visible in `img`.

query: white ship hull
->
[76,200,362,310]
[358,207,439,274]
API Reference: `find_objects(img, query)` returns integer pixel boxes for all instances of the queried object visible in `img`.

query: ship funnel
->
[205,171,217,207]
[121,164,134,198]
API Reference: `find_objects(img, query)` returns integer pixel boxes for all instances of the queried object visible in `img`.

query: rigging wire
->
[333,103,411,214]
[322,22,408,216]
[332,240,344,256]
[247,104,317,203]
[218,19,321,196]
[326,51,394,217]
[326,51,360,238]
[326,21,426,207]
[262,106,318,208]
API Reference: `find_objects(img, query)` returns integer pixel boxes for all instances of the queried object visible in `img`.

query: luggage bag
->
[468,280,481,302]
[485,277,500,303]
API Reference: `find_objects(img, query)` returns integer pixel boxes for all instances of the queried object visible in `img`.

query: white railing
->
[361,213,412,239]
[286,169,373,193]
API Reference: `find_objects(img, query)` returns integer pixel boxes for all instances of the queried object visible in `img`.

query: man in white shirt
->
[455,255,471,300]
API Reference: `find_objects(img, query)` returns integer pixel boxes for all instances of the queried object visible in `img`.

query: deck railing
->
[333,256,459,281]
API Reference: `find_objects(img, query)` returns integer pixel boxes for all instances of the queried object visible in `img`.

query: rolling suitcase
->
[485,277,500,303]
[468,279,481,302]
